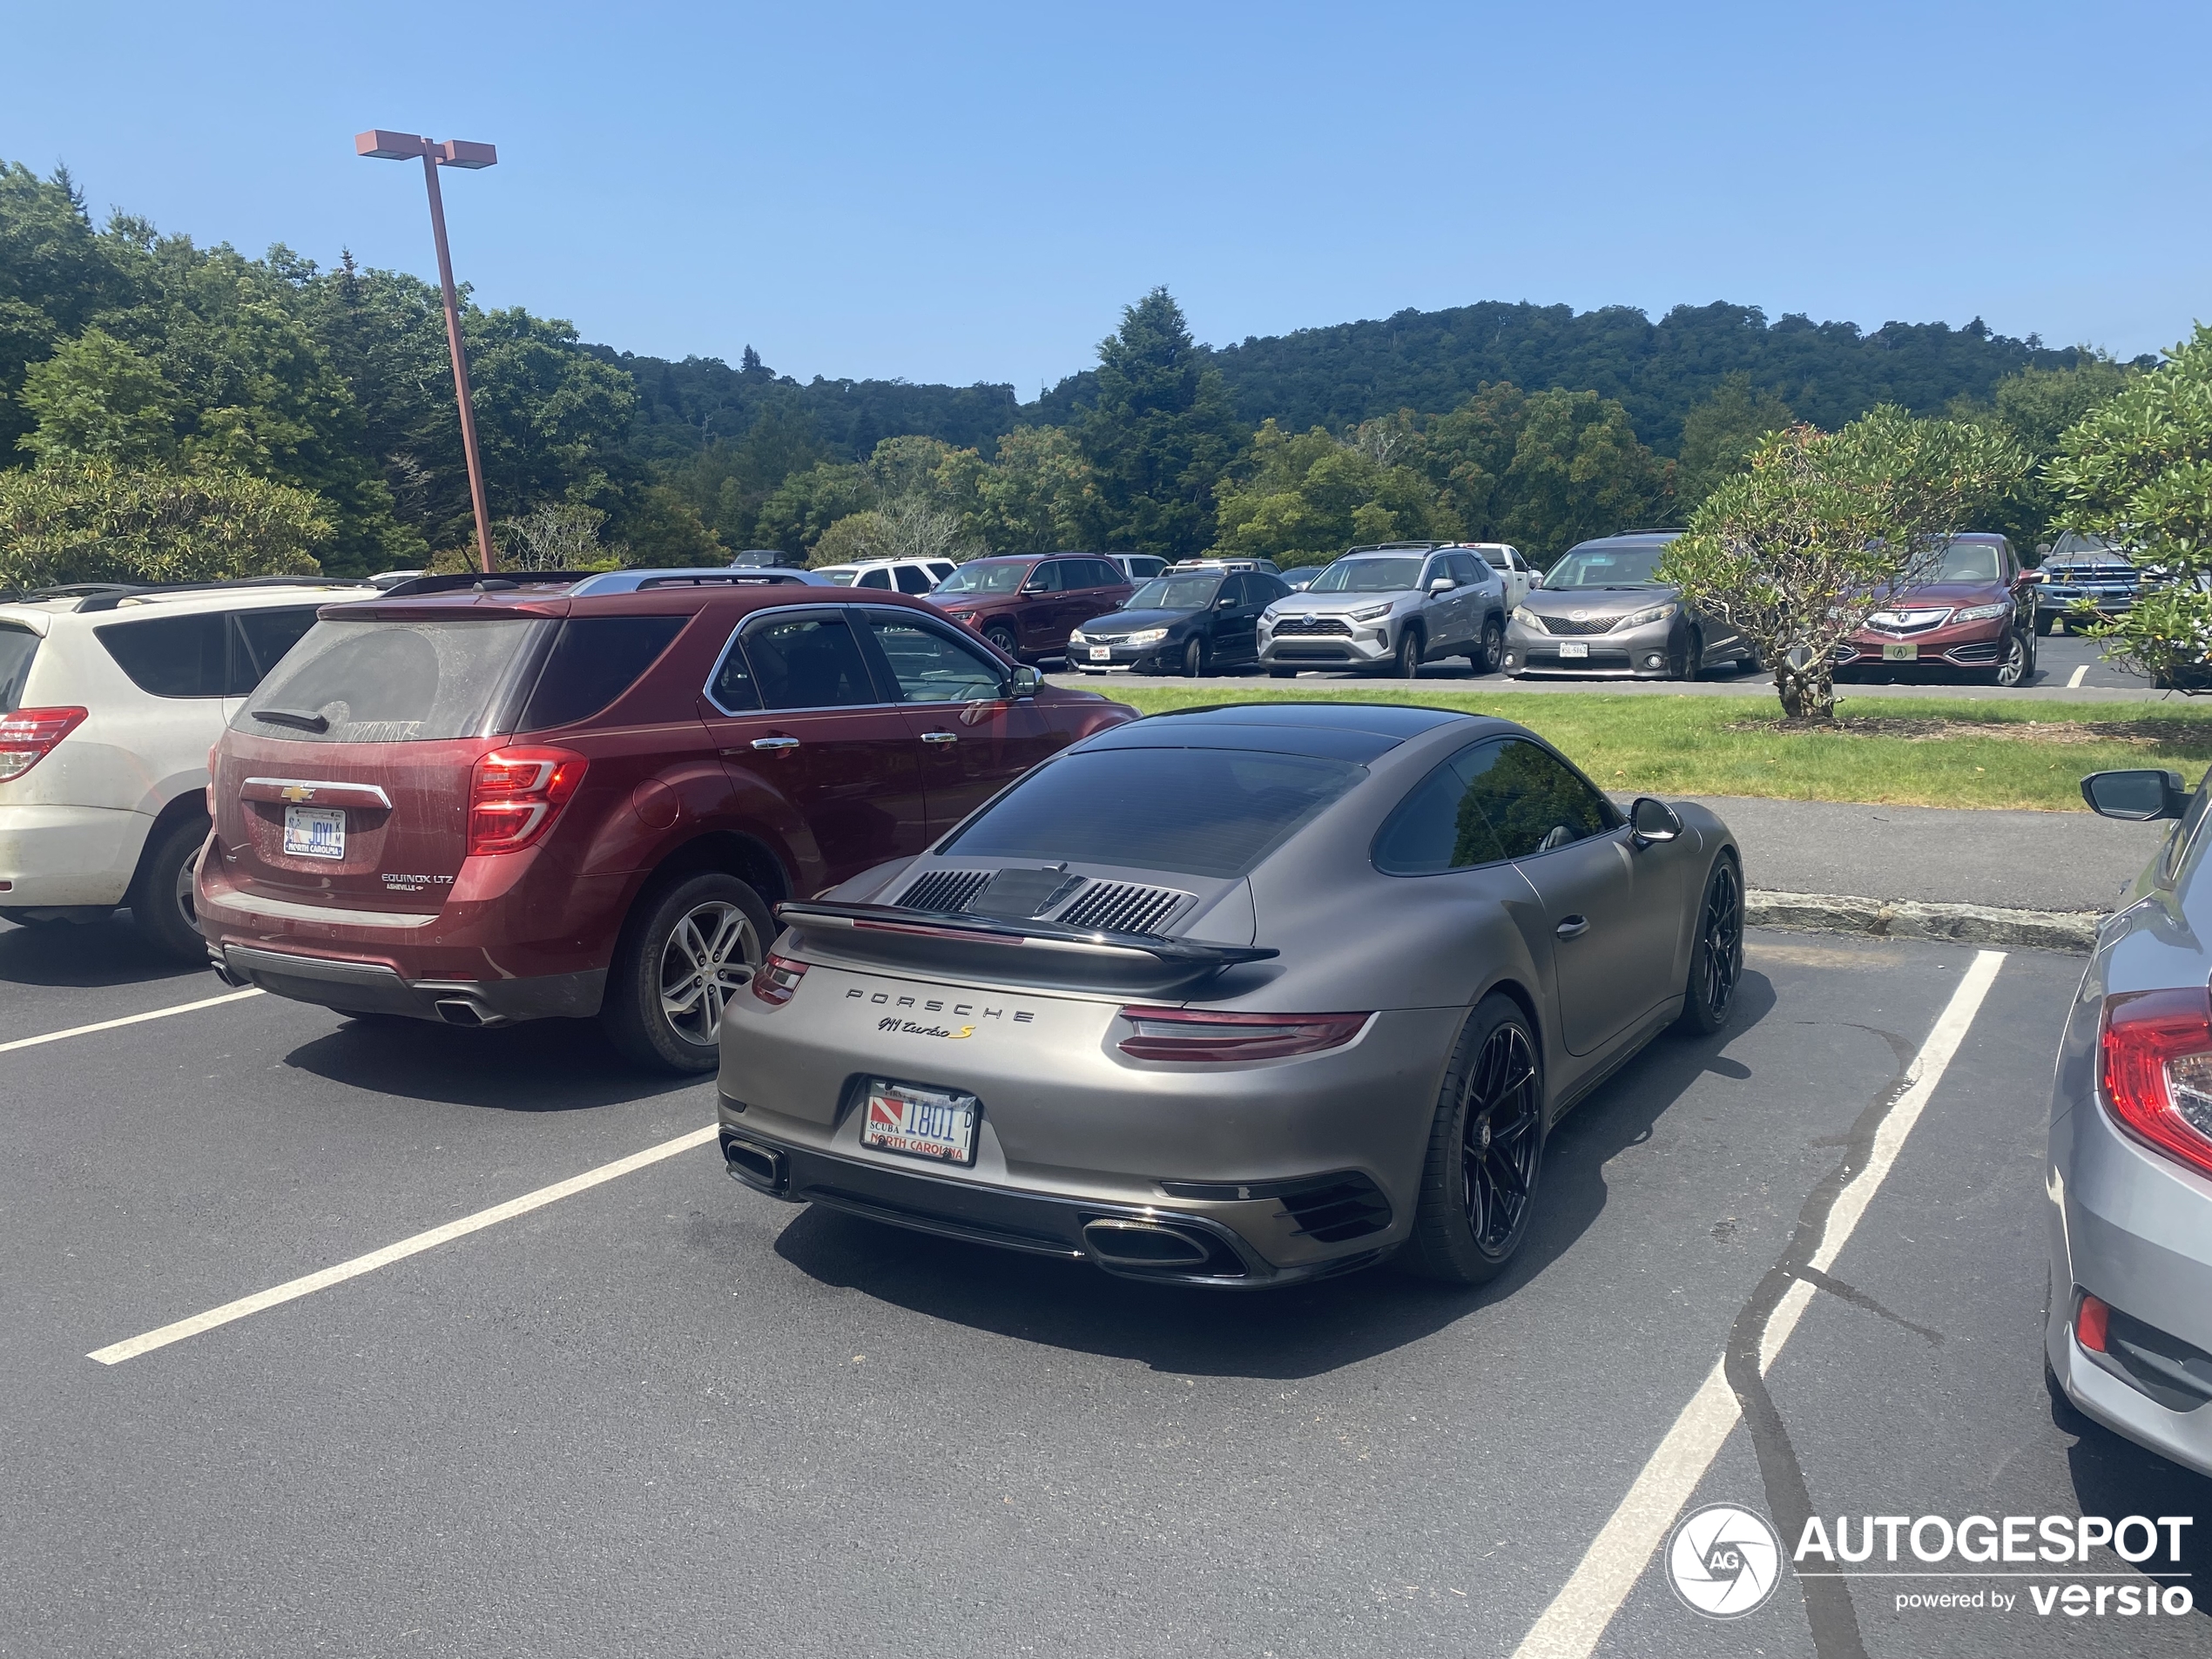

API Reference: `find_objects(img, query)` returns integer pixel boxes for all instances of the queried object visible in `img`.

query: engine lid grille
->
[1055,880,1191,936]
[893,868,992,914]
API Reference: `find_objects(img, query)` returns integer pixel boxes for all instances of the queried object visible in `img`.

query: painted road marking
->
[88,1123,718,1366]
[0,988,263,1056]
[2067,664,2089,688]
[1510,948,2005,1659]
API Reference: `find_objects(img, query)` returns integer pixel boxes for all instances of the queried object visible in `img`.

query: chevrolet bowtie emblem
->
[280,784,316,802]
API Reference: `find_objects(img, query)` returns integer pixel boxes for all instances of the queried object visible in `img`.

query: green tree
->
[754,461,876,556]
[1416,383,1527,538]
[1661,408,2027,718]
[1675,373,1794,513]
[0,458,328,588]
[1214,420,1451,565]
[1963,355,2135,556]
[1498,388,1672,557]
[972,424,1096,554]
[1075,289,1242,556]
[2047,327,2212,689]
[17,327,181,463]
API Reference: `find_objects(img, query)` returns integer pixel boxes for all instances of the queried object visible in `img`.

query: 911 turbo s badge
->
[880,1017,974,1039]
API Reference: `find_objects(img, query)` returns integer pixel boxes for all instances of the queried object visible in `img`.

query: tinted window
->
[1373,749,1510,875]
[1446,554,1484,585]
[927,563,956,581]
[1129,575,1221,610]
[520,615,686,731]
[894,565,934,594]
[743,614,879,710]
[867,616,1004,703]
[708,629,760,711]
[945,747,1364,880]
[1477,548,1508,569]
[0,625,37,713]
[230,606,325,692]
[236,617,551,742]
[857,569,892,590]
[1257,575,1290,602]
[1467,739,1613,856]
[98,613,227,698]
[933,561,1028,595]
[1089,558,1126,589]
[1025,562,1064,594]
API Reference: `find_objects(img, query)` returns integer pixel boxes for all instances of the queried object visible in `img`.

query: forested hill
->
[1027,300,2121,455]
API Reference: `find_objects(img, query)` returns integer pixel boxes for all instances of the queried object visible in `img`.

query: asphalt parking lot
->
[6,913,2205,1659]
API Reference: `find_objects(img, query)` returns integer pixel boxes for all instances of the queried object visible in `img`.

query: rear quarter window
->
[519,615,687,731]
[235,617,553,742]
[0,625,37,712]
[97,612,228,698]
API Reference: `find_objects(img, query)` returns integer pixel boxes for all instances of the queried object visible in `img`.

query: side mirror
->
[1005,664,1043,698]
[1428,577,1456,594]
[2082,769,2188,821]
[1629,797,1683,847]
[2016,570,2044,585]
[1215,594,1236,608]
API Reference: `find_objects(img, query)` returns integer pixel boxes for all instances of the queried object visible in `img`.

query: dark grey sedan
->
[2049,766,2212,1474]
[715,703,1743,1288]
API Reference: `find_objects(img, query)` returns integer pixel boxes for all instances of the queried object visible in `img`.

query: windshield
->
[235,617,551,743]
[1913,539,2004,583]
[934,562,1028,595]
[1309,557,1424,594]
[821,570,860,586]
[943,746,1364,880]
[1127,576,1222,610]
[1544,545,1667,589]
[2050,530,2121,560]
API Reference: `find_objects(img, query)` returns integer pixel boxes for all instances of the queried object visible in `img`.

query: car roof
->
[0,578,378,623]
[1067,701,1477,764]
[332,571,934,624]
[1566,532,1682,551]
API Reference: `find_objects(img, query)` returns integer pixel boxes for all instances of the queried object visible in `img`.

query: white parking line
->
[2067,664,2089,688]
[0,988,262,1056]
[88,1123,718,1366]
[1510,948,2005,1659]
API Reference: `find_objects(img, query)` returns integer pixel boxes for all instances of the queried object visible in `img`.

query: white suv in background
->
[811,557,958,594]
[0,578,376,959]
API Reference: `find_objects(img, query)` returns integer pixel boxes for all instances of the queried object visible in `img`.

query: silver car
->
[715,703,1743,1288]
[2047,766,2212,1475]
[1504,531,1754,680]
[1258,544,1507,678]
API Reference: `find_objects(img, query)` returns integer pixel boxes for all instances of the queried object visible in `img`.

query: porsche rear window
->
[942,746,1363,879]
[234,617,552,743]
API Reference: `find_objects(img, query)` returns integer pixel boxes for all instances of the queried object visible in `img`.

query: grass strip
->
[1105,685,2212,811]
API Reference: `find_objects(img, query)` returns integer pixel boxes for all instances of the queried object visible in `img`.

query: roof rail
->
[377,570,601,598]
[1344,542,1443,555]
[47,576,379,613]
[568,568,829,596]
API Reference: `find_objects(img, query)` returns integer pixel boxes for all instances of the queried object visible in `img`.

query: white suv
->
[812,557,957,595]
[0,578,377,959]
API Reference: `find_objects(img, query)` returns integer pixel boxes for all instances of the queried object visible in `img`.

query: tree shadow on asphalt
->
[0,912,206,990]
[280,1015,705,1112]
[768,971,1781,1380]
[2052,1388,2212,1616]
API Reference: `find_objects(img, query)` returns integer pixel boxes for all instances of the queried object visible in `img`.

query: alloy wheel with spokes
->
[1460,1022,1543,1258]
[1993,631,2029,687]
[658,900,760,1046]
[1676,854,1744,1035]
[603,871,777,1074]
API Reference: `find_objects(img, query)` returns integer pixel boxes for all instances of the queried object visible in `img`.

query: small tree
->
[2046,326,2212,690]
[0,459,328,589]
[1659,407,2027,718]
[498,501,608,570]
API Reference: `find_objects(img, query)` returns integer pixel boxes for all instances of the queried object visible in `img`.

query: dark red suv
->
[926,553,1133,663]
[196,570,1136,1071]
[1835,532,2045,686]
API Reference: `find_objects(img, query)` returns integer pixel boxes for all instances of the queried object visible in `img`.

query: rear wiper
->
[252,708,329,733]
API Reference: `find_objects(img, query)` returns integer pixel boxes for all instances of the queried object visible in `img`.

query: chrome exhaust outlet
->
[433,997,489,1028]
[1081,1217,1215,1268]
[722,1134,787,1196]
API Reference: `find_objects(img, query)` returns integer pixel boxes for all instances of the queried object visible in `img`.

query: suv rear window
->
[235,617,553,743]
[0,625,37,712]
[942,747,1363,879]
[519,616,687,731]
[97,606,327,698]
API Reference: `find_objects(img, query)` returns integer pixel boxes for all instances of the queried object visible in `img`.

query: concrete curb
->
[1747,888,2102,954]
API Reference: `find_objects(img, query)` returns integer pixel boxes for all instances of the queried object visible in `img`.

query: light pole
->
[355,129,500,574]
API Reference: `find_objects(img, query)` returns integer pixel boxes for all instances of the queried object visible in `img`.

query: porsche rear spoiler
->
[772,900,1276,988]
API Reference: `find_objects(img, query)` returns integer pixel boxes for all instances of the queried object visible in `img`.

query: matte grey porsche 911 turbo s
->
[715,703,1743,1287]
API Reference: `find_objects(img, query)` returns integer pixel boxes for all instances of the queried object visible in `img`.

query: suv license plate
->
[1883,644,1919,661]
[1557,641,1588,658]
[860,1080,979,1165]
[283,805,346,860]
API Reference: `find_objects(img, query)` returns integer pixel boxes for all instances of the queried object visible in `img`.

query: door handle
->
[1555,915,1590,939]
[919,731,959,744]
[749,737,800,752]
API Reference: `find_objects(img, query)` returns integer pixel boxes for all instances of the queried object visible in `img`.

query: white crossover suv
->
[810,557,959,595]
[0,578,376,959]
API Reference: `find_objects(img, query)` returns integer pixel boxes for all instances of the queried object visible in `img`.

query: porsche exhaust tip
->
[722,1133,788,1196]
[1081,1217,1215,1268]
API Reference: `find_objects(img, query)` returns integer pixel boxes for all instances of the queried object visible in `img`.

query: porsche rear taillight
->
[2098,988,2212,1182]
[750,953,808,1007]
[0,706,87,781]
[1116,1006,1370,1062]
[467,746,589,855]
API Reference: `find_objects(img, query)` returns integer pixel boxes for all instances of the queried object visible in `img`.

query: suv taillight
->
[0,707,88,781]
[2099,989,2212,1181]
[1116,1006,1370,1062]
[467,746,589,855]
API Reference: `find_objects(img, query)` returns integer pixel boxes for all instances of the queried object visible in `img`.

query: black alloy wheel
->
[1676,856,1743,1035]
[129,812,213,963]
[1403,993,1547,1285]
[1390,626,1423,678]
[1991,629,2030,688]
[1183,635,1209,678]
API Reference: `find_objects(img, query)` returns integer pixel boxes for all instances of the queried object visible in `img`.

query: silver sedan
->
[715,703,1743,1288]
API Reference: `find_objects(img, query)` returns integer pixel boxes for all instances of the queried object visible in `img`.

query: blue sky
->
[8,1,2207,395]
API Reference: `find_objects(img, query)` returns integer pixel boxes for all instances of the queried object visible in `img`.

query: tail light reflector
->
[467,746,589,855]
[2098,988,2212,1182]
[750,953,808,1006]
[1117,1006,1369,1062]
[0,706,87,781]
[2074,1291,2112,1354]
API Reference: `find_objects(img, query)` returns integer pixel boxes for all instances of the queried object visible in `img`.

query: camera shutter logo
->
[1666,1503,1784,1619]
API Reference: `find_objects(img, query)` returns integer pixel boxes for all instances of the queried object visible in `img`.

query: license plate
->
[860,1080,979,1165]
[1558,641,1588,658]
[1882,644,1919,661]
[283,805,346,860]
[1089,646,1112,661]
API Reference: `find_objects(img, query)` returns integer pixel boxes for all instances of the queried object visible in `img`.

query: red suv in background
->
[196,570,1135,1072]
[1834,532,2045,687]
[926,553,1133,664]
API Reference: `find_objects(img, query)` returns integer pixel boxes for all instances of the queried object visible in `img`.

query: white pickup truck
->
[1462,543,1536,608]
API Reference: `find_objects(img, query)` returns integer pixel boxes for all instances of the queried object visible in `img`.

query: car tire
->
[1389,627,1423,679]
[1990,628,2031,688]
[1468,617,1504,676]
[1675,855,1744,1035]
[984,624,1020,662]
[1269,666,1299,679]
[600,872,773,1074]
[1400,993,1547,1285]
[1182,637,1209,678]
[127,813,212,964]
[1674,629,1703,681]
